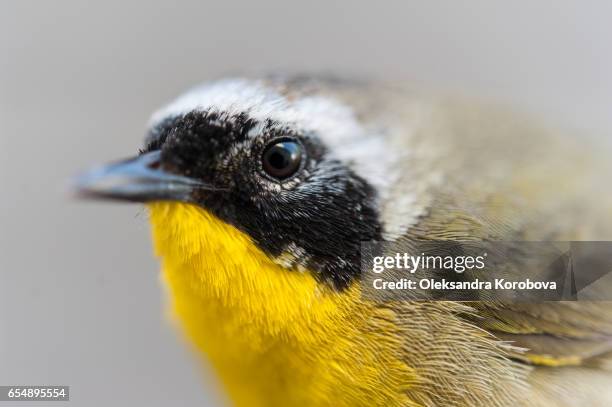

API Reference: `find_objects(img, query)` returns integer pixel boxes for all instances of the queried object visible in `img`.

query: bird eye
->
[262,139,303,180]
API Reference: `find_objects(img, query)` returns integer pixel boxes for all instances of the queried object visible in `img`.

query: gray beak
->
[75,151,212,203]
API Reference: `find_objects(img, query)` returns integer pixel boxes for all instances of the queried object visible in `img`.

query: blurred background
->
[1,1,611,406]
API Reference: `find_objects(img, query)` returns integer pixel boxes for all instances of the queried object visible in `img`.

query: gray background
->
[1,1,611,406]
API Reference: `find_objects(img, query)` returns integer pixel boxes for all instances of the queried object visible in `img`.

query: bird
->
[77,75,612,406]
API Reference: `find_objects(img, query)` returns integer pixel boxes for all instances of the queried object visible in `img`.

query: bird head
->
[76,78,400,334]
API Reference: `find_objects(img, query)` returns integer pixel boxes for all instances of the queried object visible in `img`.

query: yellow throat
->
[147,202,415,407]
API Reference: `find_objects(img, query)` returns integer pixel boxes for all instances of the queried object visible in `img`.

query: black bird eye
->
[262,139,303,180]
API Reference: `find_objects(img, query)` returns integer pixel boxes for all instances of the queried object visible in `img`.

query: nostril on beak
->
[139,150,162,168]
[148,160,161,170]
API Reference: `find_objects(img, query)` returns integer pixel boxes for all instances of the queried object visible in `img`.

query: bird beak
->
[75,150,208,203]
